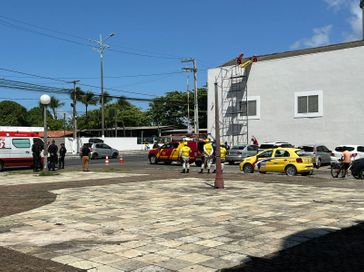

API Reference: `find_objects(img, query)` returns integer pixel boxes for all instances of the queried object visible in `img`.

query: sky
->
[0,0,362,118]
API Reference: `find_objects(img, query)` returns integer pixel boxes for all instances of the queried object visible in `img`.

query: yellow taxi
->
[239,148,314,176]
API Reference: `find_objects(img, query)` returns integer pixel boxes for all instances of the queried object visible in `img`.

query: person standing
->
[81,143,91,172]
[179,142,191,173]
[341,149,351,178]
[47,140,58,171]
[213,144,227,173]
[58,143,67,169]
[199,139,214,174]
[31,140,42,172]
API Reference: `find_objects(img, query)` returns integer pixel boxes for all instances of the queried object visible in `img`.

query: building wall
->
[208,46,364,149]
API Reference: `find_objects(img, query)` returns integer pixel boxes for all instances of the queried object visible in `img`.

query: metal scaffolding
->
[219,63,253,146]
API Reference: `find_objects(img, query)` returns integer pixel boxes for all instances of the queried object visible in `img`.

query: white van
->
[0,131,44,171]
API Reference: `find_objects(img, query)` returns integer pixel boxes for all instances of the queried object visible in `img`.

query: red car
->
[148,140,205,167]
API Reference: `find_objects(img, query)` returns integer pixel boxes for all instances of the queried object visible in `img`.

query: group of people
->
[31,140,67,172]
[179,139,227,174]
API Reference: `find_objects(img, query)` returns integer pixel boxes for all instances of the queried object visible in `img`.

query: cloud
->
[323,0,347,11]
[343,1,362,41]
[290,25,333,50]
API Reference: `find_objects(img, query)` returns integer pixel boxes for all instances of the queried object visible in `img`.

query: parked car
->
[330,145,364,162]
[239,148,314,176]
[297,144,331,168]
[88,138,104,144]
[82,143,119,159]
[259,141,294,151]
[226,144,259,165]
[148,140,205,166]
[351,158,364,179]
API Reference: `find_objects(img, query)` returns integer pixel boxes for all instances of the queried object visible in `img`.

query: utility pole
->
[181,58,199,135]
[92,33,115,138]
[214,82,224,189]
[361,0,364,40]
[70,80,80,154]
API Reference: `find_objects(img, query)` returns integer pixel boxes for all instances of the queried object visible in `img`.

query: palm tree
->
[99,90,113,105]
[81,91,98,116]
[49,96,64,120]
[117,96,131,108]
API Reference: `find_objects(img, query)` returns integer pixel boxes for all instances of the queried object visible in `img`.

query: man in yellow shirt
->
[213,144,227,173]
[179,142,191,173]
[200,139,214,174]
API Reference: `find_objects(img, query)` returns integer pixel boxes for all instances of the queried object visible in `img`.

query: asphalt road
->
[63,151,349,180]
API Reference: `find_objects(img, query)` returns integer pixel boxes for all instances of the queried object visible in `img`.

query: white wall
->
[65,137,143,154]
[208,46,364,150]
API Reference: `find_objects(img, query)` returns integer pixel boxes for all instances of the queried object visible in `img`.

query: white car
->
[330,145,364,162]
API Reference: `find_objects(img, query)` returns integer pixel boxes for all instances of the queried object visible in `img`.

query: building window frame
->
[294,90,323,118]
[239,96,260,120]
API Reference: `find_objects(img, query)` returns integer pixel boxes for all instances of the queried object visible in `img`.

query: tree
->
[26,106,64,130]
[0,101,28,126]
[99,90,113,105]
[49,96,65,120]
[147,88,207,129]
[81,91,98,116]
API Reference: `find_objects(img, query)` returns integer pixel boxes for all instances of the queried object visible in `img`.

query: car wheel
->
[149,155,158,164]
[0,161,4,172]
[359,169,364,179]
[315,159,321,169]
[242,163,254,173]
[285,165,297,176]
[91,153,98,160]
[112,152,118,159]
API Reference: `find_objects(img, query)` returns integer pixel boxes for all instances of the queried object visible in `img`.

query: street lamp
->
[40,94,51,171]
[93,33,115,138]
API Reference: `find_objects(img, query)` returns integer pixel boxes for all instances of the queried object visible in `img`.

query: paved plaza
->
[0,173,364,271]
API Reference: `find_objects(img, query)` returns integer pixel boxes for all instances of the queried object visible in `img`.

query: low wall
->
[64,137,144,154]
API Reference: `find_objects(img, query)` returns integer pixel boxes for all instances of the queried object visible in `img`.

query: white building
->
[207,41,364,149]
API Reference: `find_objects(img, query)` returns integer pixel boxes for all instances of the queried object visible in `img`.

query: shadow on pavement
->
[221,221,364,272]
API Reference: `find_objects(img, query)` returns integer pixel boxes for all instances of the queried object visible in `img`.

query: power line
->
[0,67,157,97]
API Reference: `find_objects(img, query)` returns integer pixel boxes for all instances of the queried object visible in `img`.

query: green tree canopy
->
[0,101,28,126]
[147,88,207,129]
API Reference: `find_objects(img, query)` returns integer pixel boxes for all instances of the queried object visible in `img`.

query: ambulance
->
[0,131,44,171]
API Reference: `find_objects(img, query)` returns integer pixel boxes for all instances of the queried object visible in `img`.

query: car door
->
[271,149,291,172]
[158,144,173,160]
[102,144,112,157]
[317,145,331,164]
[95,143,104,157]
[10,138,33,166]
[170,143,182,160]
[255,149,274,171]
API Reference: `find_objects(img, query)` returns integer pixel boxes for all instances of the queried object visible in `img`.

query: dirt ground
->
[0,167,364,272]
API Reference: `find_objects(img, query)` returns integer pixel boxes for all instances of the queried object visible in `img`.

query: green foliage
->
[147,88,207,128]
[26,106,64,130]
[0,101,28,126]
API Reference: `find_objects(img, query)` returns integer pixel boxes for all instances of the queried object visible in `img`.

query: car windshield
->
[299,146,314,152]
[335,146,355,152]
[296,150,308,157]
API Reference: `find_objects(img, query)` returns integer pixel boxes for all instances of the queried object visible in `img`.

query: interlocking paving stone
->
[0,178,363,271]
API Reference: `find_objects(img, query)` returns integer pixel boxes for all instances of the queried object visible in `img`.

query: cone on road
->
[105,156,109,166]
[119,155,124,166]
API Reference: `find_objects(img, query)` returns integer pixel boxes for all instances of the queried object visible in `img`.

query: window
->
[247,145,258,151]
[358,146,364,152]
[12,138,30,148]
[239,96,260,119]
[274,150,290,158]
[258,150,273,158]
[294,91,323,118]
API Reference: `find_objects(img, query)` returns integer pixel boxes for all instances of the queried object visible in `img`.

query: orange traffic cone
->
[119,155,124,166]
[105,156,109,166]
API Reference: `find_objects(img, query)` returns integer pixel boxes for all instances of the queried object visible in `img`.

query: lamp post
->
[93,33,115,138]
[40,94,51,171]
